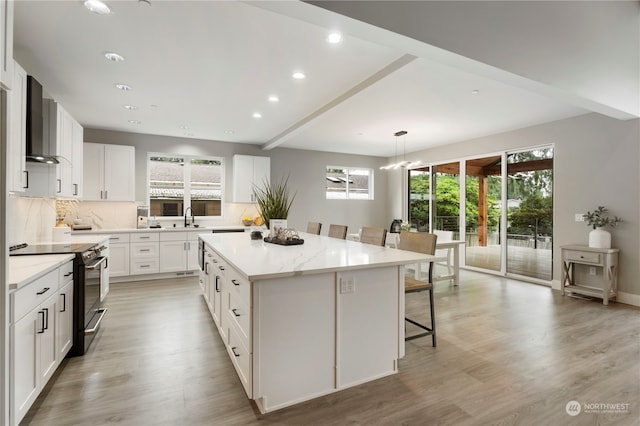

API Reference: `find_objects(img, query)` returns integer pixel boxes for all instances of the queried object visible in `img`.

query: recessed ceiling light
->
[268,95,279,102]
[128,120,141,124]
[471,89,480,94]
[178,125,188,129]
[123,105,138,110]
[150,104,158,108]
[84,0,111,15]
[292,72,306,80]
[252,113,262,119]
[115,83,132,91]
[224,130,235,134]
[327,33,343,44]
[104,52,125,62]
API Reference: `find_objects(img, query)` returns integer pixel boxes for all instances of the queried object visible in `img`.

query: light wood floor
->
[22,272,639,426]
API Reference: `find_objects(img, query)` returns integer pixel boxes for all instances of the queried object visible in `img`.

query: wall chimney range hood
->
[26,75,59,164]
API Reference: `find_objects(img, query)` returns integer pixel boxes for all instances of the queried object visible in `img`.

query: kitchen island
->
[199,232,432,414]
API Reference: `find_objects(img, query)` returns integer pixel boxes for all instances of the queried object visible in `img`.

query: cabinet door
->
[11,309,39,426]
[104,144,135,201]
[71,118,83,197]
[23,162,56,197]
[108,243,130,277]
[0,0,14,90]
[57,280,74,359]
[83,143,105,200]
[233,155,254,202]
[253,156,270,190]
[159,241,187,273]
[8,60,27,192]
[39,294,58,385]
[186,240,199,270]
[55,105,75,197]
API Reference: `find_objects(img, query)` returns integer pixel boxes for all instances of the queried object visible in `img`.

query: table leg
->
[452,244,460,286]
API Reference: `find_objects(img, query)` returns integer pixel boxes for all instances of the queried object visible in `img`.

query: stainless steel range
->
[10,242,108,356]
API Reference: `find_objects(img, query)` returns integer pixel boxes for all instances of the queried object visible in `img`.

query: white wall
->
[390,113,639,297]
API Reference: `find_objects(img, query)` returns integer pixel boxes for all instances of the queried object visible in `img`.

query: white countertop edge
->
[72,225,250,234]
[9,254,75,291]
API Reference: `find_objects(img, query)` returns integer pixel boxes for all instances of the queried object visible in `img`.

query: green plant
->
[253,176,296,228]
[583,206,622,230]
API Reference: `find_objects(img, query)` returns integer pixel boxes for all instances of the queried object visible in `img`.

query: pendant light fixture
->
[380,130,410,170]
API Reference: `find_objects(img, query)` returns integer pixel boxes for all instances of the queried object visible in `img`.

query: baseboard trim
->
[551,279,561,291]
[617,291,640,307]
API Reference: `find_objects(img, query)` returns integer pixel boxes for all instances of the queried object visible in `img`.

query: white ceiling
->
[12,0,632,158]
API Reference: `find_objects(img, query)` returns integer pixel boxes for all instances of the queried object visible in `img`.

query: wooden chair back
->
[360,226,387,246]
[399,231,438,288]
[328,224,348,239]
[306,221,322,235]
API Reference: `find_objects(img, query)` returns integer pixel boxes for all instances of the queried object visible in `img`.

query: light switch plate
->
[340,276,355,294]
[575,213,585,222]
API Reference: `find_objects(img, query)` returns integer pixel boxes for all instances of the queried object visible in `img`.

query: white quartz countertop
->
[72,225,249,234]
[9,254,75,291]
[200,232,434,281]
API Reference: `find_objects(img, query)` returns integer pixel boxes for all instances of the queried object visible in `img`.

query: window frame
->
[147,152,225,220]
[325,165,374,200]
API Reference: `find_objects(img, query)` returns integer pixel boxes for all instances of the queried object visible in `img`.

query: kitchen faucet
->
[184,206,194,227]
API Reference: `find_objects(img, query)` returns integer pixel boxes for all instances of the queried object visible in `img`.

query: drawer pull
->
[231,347,240,357]
[232,279,240,286]
[140,265,151,268]
[140,249,151,252]
[212,259,218,263]
[140,236,150,239]
[37,311,45,334]
[232,308,240,317]
[215,276,220,292]
[36,287,50,295]
[218,266,225,271]
[43,308,49,330]
[60,293,66,312]
[64,271,73,277]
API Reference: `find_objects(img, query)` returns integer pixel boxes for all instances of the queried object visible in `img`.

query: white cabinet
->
[7,60,27,192]
[83,143,135,201]
[105,234,130,277]
[0,0,14,90]
[57,262,74,359]
[233,155,270,203]
[10,267,61,426]
[130,232,159,275]
[45,100,83,198]
[159,231,200,274]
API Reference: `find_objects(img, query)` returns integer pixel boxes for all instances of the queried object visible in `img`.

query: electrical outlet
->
[575,213,585,222]
[589,267,596,275]
[340,276,355,294]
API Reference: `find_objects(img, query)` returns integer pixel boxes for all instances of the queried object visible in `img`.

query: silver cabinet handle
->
[57,179,61,193]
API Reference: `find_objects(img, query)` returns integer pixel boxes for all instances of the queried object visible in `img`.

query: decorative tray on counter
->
[263,237,304,246]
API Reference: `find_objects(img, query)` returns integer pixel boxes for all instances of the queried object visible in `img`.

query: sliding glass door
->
[506,148,553,280]
[406,145,553,283]
[465,156,502,271]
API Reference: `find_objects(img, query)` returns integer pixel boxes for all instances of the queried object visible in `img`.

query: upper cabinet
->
[233,155,270,203]
[0,0,14,90]
[83,143,135,201]
[44,100,83,198]
[7,60,27,192]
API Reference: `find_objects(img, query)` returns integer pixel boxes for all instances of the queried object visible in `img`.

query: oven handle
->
[85,308,108,335]
[85,256,107,270]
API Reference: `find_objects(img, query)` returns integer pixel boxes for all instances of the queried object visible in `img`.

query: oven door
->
[84,256,108,341]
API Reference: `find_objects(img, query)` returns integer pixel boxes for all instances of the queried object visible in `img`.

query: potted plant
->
[253,176,296,230]
[583,206,622,248]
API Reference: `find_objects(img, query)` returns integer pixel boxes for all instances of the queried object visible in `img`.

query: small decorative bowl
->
[242,219,253,226]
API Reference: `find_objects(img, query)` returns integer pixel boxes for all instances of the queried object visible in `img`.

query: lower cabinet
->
[11,260,73,426]
[159,231,200,274]
[130,233,160,275]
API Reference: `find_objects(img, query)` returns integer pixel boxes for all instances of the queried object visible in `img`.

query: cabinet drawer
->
[131,242,159,258]
[228,289,251,344]
[160,232,187,242]
[227,266,251,305]
[212,254,228,277]
[566,250,601,264]
[12,269,59,322]
[106,233,130,244]
[227,321,252,398]
[131,259,159,275]
[58,260,74,284]
[130,232,159,243]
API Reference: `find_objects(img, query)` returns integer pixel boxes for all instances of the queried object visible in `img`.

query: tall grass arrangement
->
[253,176,296,228]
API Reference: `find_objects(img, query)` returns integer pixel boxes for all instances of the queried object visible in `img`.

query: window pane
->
[433,162,460,238]
[347,168,371,199]
[326,167,347,199]
[409,168,430,231]
[150,156,184,217]
[190,158,222,217]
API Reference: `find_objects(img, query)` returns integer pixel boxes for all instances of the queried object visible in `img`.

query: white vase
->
[589,227,611,248]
